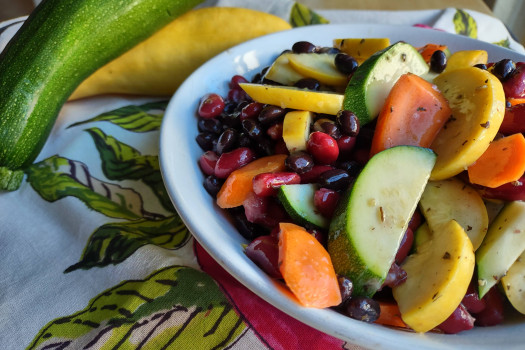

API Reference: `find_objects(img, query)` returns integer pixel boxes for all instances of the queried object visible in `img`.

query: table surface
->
[0,0,492,22]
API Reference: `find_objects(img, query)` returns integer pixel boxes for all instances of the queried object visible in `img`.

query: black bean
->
[203,175,223,197]
[216,128,239,154]
[220,111,241,128]
[292,41,317,53]
[336,160,362,177]
[336,110,360,136]
[228,207,266,240]
[316,46,341,54]
[335,53,358,75]
[474,63,488,70]
[294,78,321,91]
[313,119,341,139]
[493,58,516,81]
[345,296,380,323]
[285,151,314,174]
[338,275,353,304]
[430,50,447,73]
[198,117,223,134]
[238,132,253,148]
[242,119,264,140]
[258,105,287,125]
[196,132,217,151]
[319,169,350,191]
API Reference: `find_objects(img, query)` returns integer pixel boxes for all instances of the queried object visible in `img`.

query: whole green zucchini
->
[0,0,203,190]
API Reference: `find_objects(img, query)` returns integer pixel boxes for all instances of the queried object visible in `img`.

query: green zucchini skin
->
[0,0,203,190]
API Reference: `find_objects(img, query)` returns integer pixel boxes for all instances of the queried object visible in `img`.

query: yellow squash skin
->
[444,50,488,72]
[287,53,347,87]
[430,67,505,180]
[333,38,390,64]
[239,83,344,115]
[392,220,475,333]
[69,7,291,100]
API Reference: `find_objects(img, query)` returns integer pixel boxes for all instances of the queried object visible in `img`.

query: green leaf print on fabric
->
[25,156,144,220]
[68,101,169,132]
[453,9,477,39]
[289,2,329,27]
[86,127,174,213]
[493,37,511,48]
[65,215,190,272]
[27,266,248,350]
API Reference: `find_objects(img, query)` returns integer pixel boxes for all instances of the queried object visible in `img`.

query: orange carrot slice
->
[375,300,409,329]
[468,133,525,188]
[418,43,448,64]
[370,73,451,157]
[507,97,525,107]
[278,222,342,308]
[216,154,287,208]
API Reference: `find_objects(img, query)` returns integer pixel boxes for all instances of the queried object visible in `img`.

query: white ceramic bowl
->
[159,24,525,350]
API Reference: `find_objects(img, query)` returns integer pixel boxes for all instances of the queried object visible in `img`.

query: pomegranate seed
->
[300,165,334,184]
[198,93,225,118]
[337,135,357,158]
[267,123,284,140]
[307,131,339,164]
[214,147,256,178]
[198,151,219,176]
[245,235,282,279]
[314,188,340,218]
[229,75,249,89]
[253,172,301,197]
[395,227,414,264]
[240,102,264,120]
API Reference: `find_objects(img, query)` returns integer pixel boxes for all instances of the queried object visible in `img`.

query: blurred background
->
[0,0,523,44]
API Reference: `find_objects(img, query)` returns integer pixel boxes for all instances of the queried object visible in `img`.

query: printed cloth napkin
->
[0,1,523,350]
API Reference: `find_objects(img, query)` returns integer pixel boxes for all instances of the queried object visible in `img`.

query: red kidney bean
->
[395,227,414,264]
[462,281,486,314]
[252,172,301,197]
[476,175,525,201]
[382,263,407,288]
[198,93,225,118]
[243,192,287,228]
[437,304,475,334]
[266,122,283,140]
[240,102,264,120]
[198,151,219,176]
[408,209,423,232]
[300,165,335,184]
[473,286,505,327]
[499,103,525,134]
[337,135,357,158]
[229,74,249,89]
[245,235,282,279]
[274,139,289,155]
[502,62,525,98]
[307,131,339,164]
[314,188,340,218]
[214,147,256,178]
